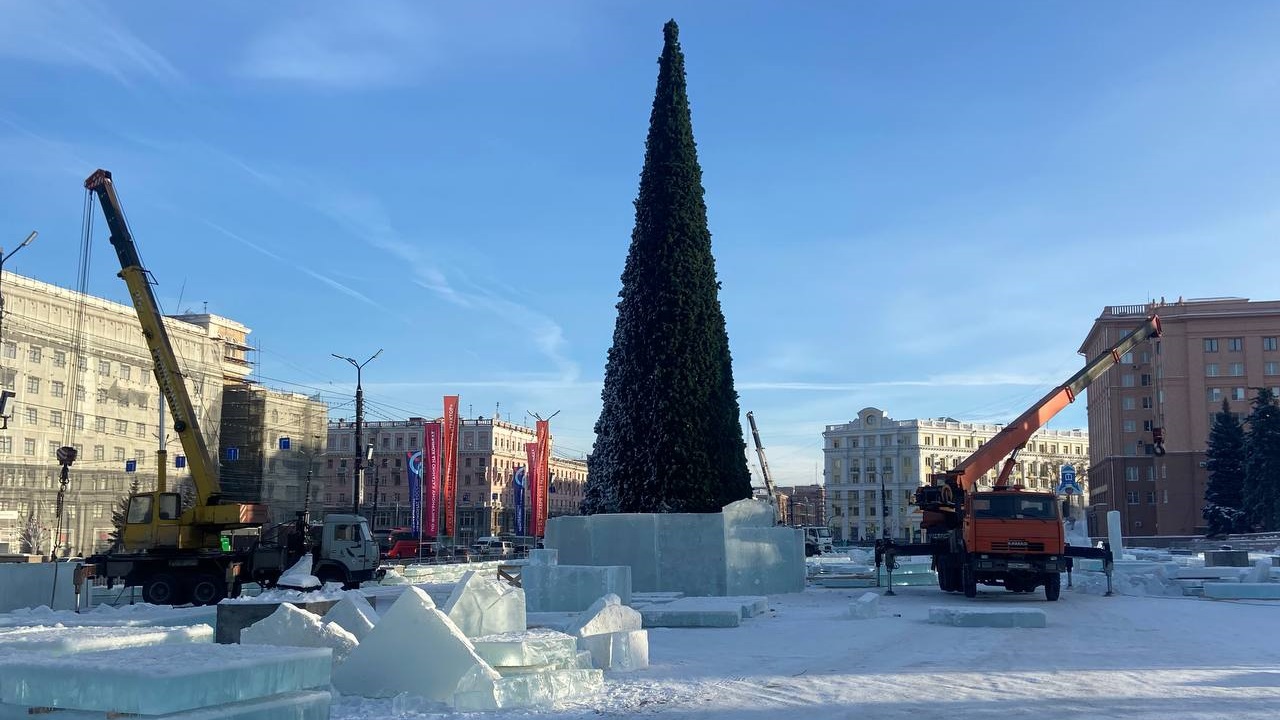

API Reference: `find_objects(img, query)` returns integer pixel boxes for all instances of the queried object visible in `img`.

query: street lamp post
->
[0,231,38,347]
[332,350,382,516]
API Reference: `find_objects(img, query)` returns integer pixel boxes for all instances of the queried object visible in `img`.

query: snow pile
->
[276,554,321,591]
[222,583,348,604]
[378,568,409,585]
[240,603,358,667]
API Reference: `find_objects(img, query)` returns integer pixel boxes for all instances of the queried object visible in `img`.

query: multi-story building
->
[776,484,826,527]
[823,407,1089,543]
[0,273,225,555]
[218,383,328,525]
[322,415,588,542]
[1079,298,1280,536]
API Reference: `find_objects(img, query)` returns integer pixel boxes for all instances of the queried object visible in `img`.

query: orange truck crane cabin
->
[876,314,1163,601]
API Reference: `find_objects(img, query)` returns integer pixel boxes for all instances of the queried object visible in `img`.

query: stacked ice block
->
[0,643,332,719]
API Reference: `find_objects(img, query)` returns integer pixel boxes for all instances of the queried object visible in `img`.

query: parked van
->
[471,537,514,558]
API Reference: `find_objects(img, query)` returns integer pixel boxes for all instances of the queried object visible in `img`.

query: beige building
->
[1080,298,1280,536]
[824,407,1089,543]
[0,273,225,555]
[776,484,826,527]
[322,415,588,541]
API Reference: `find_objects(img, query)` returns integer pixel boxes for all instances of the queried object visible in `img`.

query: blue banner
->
[513,466,527,536]
[407,449,423,536]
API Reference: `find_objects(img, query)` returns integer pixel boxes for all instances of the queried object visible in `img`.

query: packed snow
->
[2,548,1278,718]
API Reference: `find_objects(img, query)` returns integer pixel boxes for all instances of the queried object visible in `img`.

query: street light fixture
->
[332,349,382,515]
[0,231,38,345]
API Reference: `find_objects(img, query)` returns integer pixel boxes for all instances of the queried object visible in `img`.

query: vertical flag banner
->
[512,466,527,536]
[407,448,423,537]
[526,442,539,537]
[442,395,460,536]
[534,419,551,537]
[423,422,442,537]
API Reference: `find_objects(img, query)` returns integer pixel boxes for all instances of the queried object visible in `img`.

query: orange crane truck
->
[876,314,1163,600]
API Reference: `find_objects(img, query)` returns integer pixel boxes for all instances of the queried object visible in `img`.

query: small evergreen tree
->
[109,476,142,546]
[583,20,752,514]
[1243,388,1280,532]
[1203,399,1247,535]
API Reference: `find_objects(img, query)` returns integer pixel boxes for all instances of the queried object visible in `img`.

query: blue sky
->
[3,1,1280,488]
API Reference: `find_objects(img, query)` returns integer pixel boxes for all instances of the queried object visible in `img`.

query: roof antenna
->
[203,301,208,313]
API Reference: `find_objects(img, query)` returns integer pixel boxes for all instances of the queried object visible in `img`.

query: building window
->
[53,351,66,367]
[116,420,128,434]
[1121,374,1135,387]
[96,389,107,403]
[1143,419,1154,432]
[1142,396,1153,409]
[95,417,106,433]
[1233,387,1246,401]
[1,342,14,359]
[1125,467,1139,481]
[0,437,10,454]
[1122,420,1137,432]
[77,356,88,371]
[1229,363,1244,377]
[114,447,125,461]
[1126,491,1139,505]
[1205,364,1220,377]
[1122,397,1136,410]
[1207,388,1223,403]
[136,423,146,438]
[74,414,84,430]
[23,438,35,455]
[76,386,86,402]
[25,408,36,425]
[94,445,104,461]
[98,360,111,376]
[0,370,12,390]
[120,364,131,381]
[1140,374,1152,387]
[1204,338,1219,352]
[1146,491,1156,504]
[1265,337,1278,352]
[50,411,63,428]
[25,377,39,394]
[1266,362,1279,376]
[1227,337,1243,352]
[50,381,65,398]
[1120,351,1133,364]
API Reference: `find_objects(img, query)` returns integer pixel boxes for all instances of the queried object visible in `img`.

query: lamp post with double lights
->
[332,350,381,515]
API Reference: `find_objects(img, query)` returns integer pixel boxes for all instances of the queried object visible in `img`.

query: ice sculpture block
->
[241,604,358,667]
[0,624,211,655]
[443,570,526,637]
[472,628,580,668]
[321,593,379,641]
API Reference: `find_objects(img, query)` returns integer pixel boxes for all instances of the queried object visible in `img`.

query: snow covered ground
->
[331,582,1278,719]
[3,568,1277,719]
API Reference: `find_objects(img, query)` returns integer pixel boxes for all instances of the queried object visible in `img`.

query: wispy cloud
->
[202,219,387,310]
[236,2,588,89]
[0,1,179,85]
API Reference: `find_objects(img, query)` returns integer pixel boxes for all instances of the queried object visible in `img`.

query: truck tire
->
[936,558,953,592]
[143,574,180,605]
[962,564,977,598]
[188,574,227,606]
[1044,573,1061,601]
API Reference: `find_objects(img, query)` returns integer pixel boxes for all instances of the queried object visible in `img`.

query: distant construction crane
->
[745,411,781,523]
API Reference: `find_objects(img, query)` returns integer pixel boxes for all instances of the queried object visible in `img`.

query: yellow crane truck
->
[83,169,380,605]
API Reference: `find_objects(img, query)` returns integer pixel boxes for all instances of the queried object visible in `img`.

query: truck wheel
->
[962,565,978,598]
[1044,573,1061,601]
[188,574,227,606]
[143,574,180,605]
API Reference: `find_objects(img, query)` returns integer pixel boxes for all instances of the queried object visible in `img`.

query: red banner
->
[442,395,460,537]
[534,419,551,537]
[423,422,441,537]
[526,442,539,536]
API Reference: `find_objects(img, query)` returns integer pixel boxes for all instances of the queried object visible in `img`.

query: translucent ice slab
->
[472,628,579,667]
[0,624,211,655]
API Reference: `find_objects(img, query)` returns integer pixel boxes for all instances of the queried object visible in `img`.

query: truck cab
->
[311,514,381,587]
[801,526,834,556]
[963,490,1068,596]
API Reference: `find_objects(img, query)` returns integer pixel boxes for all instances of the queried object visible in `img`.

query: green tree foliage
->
[109,476,142,546]
[1243,387,1280,531]
[1203,399,1247,535]
[583,20,752,514]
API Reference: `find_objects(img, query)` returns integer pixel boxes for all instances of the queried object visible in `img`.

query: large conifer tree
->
[1243,387,1280,531]
[1203,399,1247,535]
[583,20,752,514]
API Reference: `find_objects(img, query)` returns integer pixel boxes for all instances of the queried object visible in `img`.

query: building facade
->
[0,273,226,555]
[1080,298,1280,536]
[218,383,328,526]
[823,407,1089,543]
[776,484,826,527]
[322,415,588,542]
